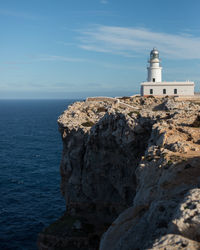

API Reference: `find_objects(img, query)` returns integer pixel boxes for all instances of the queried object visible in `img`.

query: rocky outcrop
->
[57,101,154,222]
[38,96,200,250]
[100,98,200,250]
[150,234,200,250]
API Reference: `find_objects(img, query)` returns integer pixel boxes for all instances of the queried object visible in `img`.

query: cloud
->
[1,55,86,66]
[78,25,200,59]
[99,62,142,71]
[100,0,108,4]
[56,41,75,46]
[33,55,86,63]
[3,61,32,65]
[0,8,38,20]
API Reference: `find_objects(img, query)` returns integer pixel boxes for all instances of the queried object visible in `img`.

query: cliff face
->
[38,96,200,250]
[58,99,155,223]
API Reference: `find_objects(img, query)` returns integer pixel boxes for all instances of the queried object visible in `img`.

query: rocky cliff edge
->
[38,96,200,250]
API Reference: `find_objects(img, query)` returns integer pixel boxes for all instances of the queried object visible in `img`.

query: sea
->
[0,99,77,250]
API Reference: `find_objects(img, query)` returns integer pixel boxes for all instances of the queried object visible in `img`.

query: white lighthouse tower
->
[147,48,162,82]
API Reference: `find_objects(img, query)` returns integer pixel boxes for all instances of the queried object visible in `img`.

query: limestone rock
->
[99,97,200,250]
[38,96,200,250]
[169,188,200,242]
[149,234,200,250]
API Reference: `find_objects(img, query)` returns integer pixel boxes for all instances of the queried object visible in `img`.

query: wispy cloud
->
[0,8,39,20]
[100,0,108,4]
[3,61,32,65]
[60,10,114,18]
[56,41,75,46]
[2,54,139,70]
[78,25,200,59]
[33,55,86,63]
[99,62,142,71]
[1,55,86,67]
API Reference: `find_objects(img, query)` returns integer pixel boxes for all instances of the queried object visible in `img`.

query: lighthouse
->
[140,48,194,96]
[147,48,162,82]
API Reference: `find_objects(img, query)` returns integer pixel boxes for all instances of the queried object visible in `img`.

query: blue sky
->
[1,0,200,99]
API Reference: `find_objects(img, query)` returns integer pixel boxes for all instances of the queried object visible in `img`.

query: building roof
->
[141,81,194,86]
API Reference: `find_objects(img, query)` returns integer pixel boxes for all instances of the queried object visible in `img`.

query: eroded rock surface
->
[149,234,200,250]
[38,96,200,250]
[58,100,155,224]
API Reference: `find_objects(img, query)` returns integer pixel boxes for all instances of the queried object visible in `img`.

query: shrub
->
[128,110,140,117]
[120,96,130,100]
[167,160,173,165]
[192,115,200,127]
[81,121,95,127]
[97,107,107,113]
[147,95,155,99]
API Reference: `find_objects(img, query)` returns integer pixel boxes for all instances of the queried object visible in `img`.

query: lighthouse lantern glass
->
[150,50,159,60]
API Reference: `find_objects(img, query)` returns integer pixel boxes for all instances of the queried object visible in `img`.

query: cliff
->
[38,96,200,250]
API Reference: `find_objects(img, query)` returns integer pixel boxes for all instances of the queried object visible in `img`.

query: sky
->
[1,0,200,99]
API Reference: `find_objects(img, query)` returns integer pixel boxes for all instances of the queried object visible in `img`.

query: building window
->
[150,89,153,94]
[174,89,177,94]
[163,89,166,94]
[153,78,155,82]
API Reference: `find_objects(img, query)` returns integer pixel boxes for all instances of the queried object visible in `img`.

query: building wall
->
[141,82,194,96]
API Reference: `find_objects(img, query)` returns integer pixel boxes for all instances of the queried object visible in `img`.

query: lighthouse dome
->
[150,48,159,59]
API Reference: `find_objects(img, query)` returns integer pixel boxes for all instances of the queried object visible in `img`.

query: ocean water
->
[0,99,76,250]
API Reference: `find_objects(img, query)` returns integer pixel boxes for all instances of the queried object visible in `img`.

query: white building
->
[140,48,194,96]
